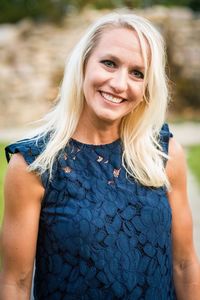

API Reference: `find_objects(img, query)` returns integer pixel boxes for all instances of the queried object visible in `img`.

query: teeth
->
[101,92,123,104]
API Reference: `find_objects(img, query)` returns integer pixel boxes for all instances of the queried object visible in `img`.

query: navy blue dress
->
[5,123,177,300]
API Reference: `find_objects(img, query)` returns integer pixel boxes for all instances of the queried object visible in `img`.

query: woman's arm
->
[166,138,200,300]
[0,153,44,300]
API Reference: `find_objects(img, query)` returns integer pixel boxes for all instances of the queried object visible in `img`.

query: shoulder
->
[6,153,44,201]
[168,137,185,163]
[5,135,48,199]
[166,137,187,189]
[5,134,50,188]
[5,135,48,164]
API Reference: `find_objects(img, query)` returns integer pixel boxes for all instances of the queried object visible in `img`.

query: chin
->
[95,112,119,124]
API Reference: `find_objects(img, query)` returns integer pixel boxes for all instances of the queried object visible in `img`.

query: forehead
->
[96,27,147,48]
[98,27,140,47]
[91,27,149,64]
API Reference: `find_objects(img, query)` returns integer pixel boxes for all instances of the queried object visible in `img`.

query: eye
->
[100,60,116,68]
[131,70,144,79]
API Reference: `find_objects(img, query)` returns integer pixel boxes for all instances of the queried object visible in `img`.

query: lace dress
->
[5,123,177,300]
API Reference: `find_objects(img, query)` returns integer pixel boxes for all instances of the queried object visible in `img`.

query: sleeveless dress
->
[5,123,177,300]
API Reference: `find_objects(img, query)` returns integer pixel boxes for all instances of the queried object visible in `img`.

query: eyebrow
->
[100,54,145,71]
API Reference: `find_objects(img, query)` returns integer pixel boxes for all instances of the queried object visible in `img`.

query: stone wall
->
[0,7,199,129]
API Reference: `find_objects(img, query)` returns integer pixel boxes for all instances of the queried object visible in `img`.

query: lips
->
[100,91,126,104]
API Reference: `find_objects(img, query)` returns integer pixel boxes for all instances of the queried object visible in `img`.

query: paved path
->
[0,127,32,142]
[188,171,200,259]
[1,122,200,260]
[169,122,200,147]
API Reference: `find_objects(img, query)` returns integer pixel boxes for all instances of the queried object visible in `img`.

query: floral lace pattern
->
[6,124,176,300]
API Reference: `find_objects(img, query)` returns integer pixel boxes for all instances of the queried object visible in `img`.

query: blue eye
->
[131,70,144,79]
[101,60,116,68]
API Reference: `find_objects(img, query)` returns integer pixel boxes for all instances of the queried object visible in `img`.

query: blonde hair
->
[28,12,170,188]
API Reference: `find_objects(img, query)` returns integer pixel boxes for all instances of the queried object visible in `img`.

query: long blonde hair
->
[28,12,170,188]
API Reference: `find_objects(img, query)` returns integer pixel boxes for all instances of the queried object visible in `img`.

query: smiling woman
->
[78,28,145,132]
[1,12,200,300]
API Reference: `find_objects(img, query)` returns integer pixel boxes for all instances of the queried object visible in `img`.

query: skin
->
[0,154,44,299]
[73,28,145,144]
[166,139,200,299]
[0,27,200,299]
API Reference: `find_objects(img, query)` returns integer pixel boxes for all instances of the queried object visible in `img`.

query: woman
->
[0,12,200,300]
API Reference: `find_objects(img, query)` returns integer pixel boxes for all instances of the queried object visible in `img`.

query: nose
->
[109,69,128,93]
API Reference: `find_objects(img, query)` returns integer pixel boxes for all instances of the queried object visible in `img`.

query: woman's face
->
[82,27,147,127]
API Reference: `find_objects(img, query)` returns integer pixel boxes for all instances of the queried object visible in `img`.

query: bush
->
[0,0,68,23]
[0,0,199,24]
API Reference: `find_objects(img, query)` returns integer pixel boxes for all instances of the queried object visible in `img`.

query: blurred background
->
[0,0,200,257]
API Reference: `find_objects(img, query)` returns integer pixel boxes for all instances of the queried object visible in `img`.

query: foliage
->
[92,0,135,10]
[92,0,200,10]
[188,144,200,184]
[0,0,68,23]
[0,0,199,24]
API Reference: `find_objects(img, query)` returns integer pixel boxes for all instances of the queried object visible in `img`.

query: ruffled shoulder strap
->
[159,123,173,155]
[5,135,49,188]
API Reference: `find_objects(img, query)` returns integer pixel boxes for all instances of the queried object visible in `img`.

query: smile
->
[100,91,125,104]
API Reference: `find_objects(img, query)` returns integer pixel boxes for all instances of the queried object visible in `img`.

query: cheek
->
[84,70,99,92]
[131,83,144,99]
[83,74,93,99]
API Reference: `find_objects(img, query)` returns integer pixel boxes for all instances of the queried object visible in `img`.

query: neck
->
[73,112,120,145]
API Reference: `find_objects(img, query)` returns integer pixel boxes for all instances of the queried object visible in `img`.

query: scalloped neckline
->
[69,138,121,148]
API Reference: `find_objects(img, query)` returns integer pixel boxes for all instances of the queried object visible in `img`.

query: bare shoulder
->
[168,136,184,158]
[166,137,188,210]
[3,153,45,219]
[7,152,38,180]
[5,153,44,201]
[166,137,187,186]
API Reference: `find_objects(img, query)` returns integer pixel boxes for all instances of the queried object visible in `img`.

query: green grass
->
[187,144,200,184]
[0,142,8,226]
